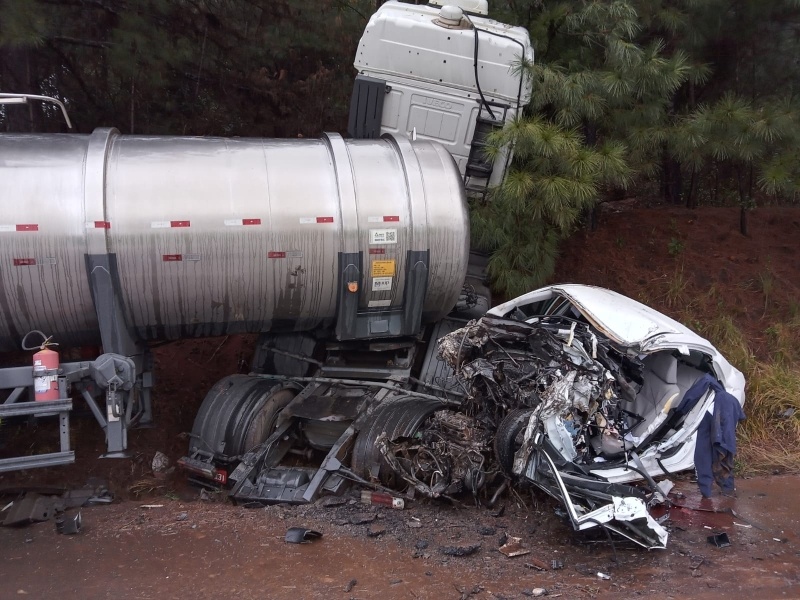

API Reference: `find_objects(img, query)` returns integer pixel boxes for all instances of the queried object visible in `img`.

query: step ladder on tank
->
[0,370,74,473]
[463,102,509,202]
[0,352,147,473]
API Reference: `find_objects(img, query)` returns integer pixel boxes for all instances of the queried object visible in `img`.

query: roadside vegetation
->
[686,304,800,474]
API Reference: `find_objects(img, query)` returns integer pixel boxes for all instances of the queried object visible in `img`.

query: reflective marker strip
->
[224,218,262,226]
[162,254,182,262]
[369,248,386,255]
[152,221,191,228]
[13,258,36,266]
[85,221,111,229]
[268,251,286,258]
[368,216,400,223]
[0,224,39,232]
[299,217,335,224]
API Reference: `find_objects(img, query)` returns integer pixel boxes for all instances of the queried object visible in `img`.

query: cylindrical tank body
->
[0,129,469,352]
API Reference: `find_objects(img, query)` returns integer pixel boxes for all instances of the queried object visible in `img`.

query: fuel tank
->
[0,129,469,351]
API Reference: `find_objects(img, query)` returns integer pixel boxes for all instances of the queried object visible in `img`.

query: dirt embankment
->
[553,205,800,357]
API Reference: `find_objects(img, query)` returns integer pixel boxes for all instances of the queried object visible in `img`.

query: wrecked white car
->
[373,284,745,550]
[465,285,745,548]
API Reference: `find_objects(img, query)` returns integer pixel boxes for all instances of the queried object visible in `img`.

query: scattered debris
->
[499,536,530,558]
[320,496,348,508]
[367,524,386,537]
[440,543,481,557]
[176,512,189,522]
[550,559,564,570]
[361,490,404,509]
[151,451,172,479]
[707,532,731,547]
[523,557,550,571]
[343,579,357,593]
[349,512,377,525]
[55,511,81,535]
[2,494,58,526]
[284,526,323,544]
[596,572,611,580]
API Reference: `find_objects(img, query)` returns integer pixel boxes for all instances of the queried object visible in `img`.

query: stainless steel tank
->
[0,129,469,351]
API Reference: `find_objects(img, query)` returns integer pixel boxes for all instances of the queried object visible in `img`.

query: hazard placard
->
[371,259,396,277]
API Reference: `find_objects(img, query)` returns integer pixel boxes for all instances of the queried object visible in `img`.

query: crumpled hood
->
[551,284,710,351]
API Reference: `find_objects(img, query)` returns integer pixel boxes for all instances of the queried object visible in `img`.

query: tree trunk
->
[686,167,697,209]
[740,205,749,236]
[662,154,682,204]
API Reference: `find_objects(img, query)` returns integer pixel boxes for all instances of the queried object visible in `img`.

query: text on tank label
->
[369,229,398,244]
[371,260,396,277]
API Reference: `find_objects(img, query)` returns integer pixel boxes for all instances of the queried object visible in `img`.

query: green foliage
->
[476,0,689,295]
[0,0,373,135]
[667,237,683,256]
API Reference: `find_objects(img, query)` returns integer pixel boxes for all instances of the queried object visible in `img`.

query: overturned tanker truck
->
[0,1,745,549]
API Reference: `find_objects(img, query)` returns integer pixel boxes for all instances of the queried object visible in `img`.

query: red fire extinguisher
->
[24,331,60,402]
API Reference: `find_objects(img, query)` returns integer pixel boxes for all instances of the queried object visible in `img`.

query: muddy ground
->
[1,205,800,598]
[0,476,798,599]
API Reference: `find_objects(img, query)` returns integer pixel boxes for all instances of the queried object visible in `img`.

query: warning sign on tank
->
[369,228,398,244]
[371,259,396,277]
[372,277,393,292]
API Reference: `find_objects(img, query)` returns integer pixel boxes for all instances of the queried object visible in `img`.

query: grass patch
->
[694,312,800,474]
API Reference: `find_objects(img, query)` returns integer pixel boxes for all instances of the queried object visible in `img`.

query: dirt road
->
[1,475,798,599]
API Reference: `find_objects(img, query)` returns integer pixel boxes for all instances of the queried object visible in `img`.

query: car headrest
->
[644,352,678,384]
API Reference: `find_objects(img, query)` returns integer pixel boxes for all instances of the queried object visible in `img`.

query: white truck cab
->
[350,1,533,197]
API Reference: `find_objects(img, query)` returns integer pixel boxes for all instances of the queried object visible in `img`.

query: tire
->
[350,396,445,486]
[494,408,536,476]
[189,375,298,462]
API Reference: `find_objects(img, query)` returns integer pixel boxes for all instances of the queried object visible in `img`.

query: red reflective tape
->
[13,258,36,266]
[383,216,400,222]
[243,218,262,226]
[268,251,286,259]
[162,254,182,262]
[316,216,334,223]
[170,220,190,228]
[369,248,386,255]
[16,224,38,232]
[95,221,111,229]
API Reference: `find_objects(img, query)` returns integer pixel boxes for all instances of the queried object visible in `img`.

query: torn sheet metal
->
[432,316,669,549]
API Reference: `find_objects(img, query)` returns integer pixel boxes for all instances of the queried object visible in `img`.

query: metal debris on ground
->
[55,510,81,535]
[498,536,530,558]
[523,557,549,571]
[440,543,481,557]
[284,526,322,543]
[707,532,731,547]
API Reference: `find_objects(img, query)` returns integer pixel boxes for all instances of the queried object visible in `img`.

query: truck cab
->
[349,0,533,199]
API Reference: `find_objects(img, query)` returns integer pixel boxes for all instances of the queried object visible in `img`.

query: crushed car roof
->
[489,284,712,352]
